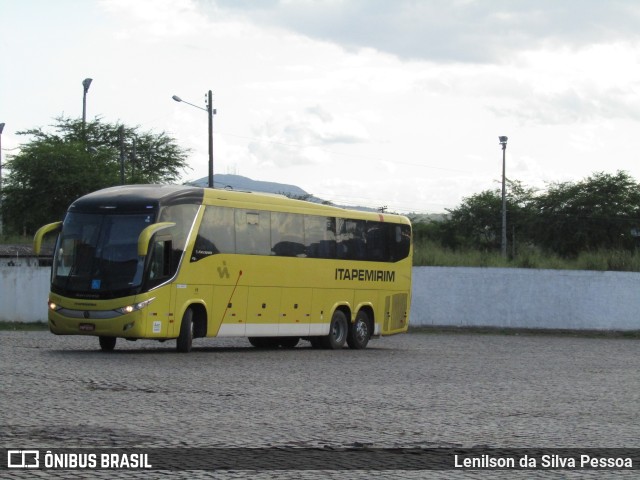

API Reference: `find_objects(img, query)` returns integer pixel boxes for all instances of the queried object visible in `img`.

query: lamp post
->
[499,136,508,258]
[82,78,93,129]
[172,90,216,188]
[0,122,4,236]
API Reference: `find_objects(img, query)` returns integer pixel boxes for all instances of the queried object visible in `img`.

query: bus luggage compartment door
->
[383,293,409,334]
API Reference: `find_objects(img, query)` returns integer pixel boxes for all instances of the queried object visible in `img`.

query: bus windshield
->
[52,212,155,296]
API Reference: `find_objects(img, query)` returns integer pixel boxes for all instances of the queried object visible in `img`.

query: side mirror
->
[137,222,176,256]
[33,222,62,255]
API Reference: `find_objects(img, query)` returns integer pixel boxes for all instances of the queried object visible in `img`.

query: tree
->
[531,171,640,256]
[442,180,536,251]
[1,117,190,235]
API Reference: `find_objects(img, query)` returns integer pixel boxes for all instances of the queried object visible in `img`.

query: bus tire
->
[324,310,348,349]
[177,308,193,353]
[99,336,116,352]
[278,337,299,348]
[347,310,371,350]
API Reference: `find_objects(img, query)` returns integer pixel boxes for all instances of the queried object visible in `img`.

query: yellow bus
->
[34,185,412,352]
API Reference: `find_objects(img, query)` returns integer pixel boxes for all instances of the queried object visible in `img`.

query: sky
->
[2,0,640,214]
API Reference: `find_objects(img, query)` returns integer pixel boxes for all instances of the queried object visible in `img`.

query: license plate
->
[79,323,95,332]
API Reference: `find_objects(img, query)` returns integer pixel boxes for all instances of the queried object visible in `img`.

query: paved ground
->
[1,329,639,479]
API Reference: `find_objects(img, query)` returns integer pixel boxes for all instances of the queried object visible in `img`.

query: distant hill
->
[184,174,436,217]
[187,174,382,211]
[186,174,318,200]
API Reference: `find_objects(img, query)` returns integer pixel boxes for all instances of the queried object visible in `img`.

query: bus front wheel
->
[99,336,116,352]
[324,310,348,349]
[177,308,193,353]
[347,310,371,349]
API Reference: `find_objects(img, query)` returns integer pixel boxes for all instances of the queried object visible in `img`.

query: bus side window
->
[271,212,305,257]
[337,219,366,260]
[191,205,236,262]
[148,238,172,285]
[388,224,411,261]
[236,209,270,255]
[158,204,199,266]
[304,215,336,258]
[365,221,386,261]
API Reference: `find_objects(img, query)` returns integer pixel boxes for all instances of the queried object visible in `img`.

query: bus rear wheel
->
[347,310,371,349]
[323,310,348,349]
[177,308,193,353]
[99,336,116,352]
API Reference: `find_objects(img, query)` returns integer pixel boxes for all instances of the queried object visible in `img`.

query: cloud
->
[103,0,211,40]
[209,0,640,63]
[247,106,370,167]
[486,42,640,125]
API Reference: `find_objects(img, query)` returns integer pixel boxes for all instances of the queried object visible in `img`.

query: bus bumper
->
[48,308,148,338]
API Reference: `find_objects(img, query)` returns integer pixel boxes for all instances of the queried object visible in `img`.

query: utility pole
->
[130,138,137,182]
[119,126,125,185]
[82,78,93,133]
[207,90,214,188]
[172,91,216,188]
[499,136,508,258]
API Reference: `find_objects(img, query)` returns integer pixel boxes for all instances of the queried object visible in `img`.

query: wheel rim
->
[332,318,346,343]
[355,320,368,344]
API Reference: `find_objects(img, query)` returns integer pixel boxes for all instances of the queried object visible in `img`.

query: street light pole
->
[0,122,4,236]
[172,91,216,188]
[82,78,93,129]
[499,136,508,258]
[207,90,214,190]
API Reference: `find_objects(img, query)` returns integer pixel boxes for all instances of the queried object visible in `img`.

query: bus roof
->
[69,184,204,213]
[69,184,411,224]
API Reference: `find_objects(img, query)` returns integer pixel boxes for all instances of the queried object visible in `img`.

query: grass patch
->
[0,321,48,331]
[409,325,640,339]
[0,235,32,244]
[413,240,640,272]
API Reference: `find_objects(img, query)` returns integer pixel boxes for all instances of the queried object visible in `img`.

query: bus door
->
[144,235,175,338]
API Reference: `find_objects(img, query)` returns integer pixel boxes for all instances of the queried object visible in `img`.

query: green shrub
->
[413,240,640,272]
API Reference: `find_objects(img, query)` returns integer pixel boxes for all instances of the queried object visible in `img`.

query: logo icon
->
[217,262,230,279]
[7,450,40,469]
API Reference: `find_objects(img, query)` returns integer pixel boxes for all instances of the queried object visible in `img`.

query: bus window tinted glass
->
[271,212,305,257]
[389,224,411,261]
[337,219,366,260]
[364,221,388,261]
[305,216,336,258]
[52,213,154,294]
[159,204,199,274]
[192,206,235,261]
[236,209,271,255]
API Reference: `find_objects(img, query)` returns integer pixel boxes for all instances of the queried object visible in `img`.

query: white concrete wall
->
[0,267,50,322]
[410,266,640,331]
[3,266,640,330]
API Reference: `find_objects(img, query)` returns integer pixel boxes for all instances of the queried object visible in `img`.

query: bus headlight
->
[48,301,62,311]
[115,298,155,315]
